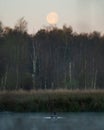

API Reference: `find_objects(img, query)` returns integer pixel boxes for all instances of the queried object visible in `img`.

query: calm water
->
[0,112,104,130]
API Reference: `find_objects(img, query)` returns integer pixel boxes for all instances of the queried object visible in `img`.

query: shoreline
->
[0,89,104,112]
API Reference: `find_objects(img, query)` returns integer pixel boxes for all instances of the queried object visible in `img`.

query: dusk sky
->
[0,0,104,34]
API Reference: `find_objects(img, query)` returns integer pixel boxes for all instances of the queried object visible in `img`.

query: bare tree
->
[14,17,27,33]
[0,21,3,35]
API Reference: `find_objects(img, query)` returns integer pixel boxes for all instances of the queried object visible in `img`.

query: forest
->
[0,18,104,90]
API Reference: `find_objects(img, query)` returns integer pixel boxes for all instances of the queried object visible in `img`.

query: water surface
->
[0,112,104,130]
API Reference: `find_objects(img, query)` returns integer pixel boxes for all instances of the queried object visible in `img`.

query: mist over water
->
[0,112,104,130]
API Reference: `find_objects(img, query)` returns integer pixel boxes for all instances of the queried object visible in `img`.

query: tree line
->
[0,18,104,90]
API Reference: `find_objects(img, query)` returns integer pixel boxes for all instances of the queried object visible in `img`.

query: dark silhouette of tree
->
[0,21,3,34]
[0,21,104,90]
[14,17,27,33]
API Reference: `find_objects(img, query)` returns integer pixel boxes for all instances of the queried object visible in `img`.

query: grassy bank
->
[0,89,104,112]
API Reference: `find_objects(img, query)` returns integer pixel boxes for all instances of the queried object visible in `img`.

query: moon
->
[46,12,59,25]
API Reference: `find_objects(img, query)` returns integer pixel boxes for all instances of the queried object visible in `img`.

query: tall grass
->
[0,89,104,112]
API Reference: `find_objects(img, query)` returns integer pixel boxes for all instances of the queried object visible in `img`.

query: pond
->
[0,112,104,130]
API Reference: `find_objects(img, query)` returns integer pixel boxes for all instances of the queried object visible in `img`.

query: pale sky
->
[0,0,104,34]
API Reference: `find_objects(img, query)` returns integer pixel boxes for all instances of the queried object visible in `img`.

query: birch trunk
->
[69,62,72,89]
[94,69,97,89]
[84,59,87,90]
[4,65,8,90]
[32,40,37,89]
[16,65,19,89]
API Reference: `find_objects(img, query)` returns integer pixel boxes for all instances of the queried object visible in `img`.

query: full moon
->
[46,12,59,25]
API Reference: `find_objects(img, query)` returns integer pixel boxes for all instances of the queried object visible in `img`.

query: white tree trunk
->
[32,40,37,89]
[16,65,19,89]
[4,65,8,90]
[69,62,72,87]
[84,59,87,90]
[94,69,97,89]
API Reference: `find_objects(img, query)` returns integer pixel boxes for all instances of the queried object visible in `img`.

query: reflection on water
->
[0,112,104,130]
